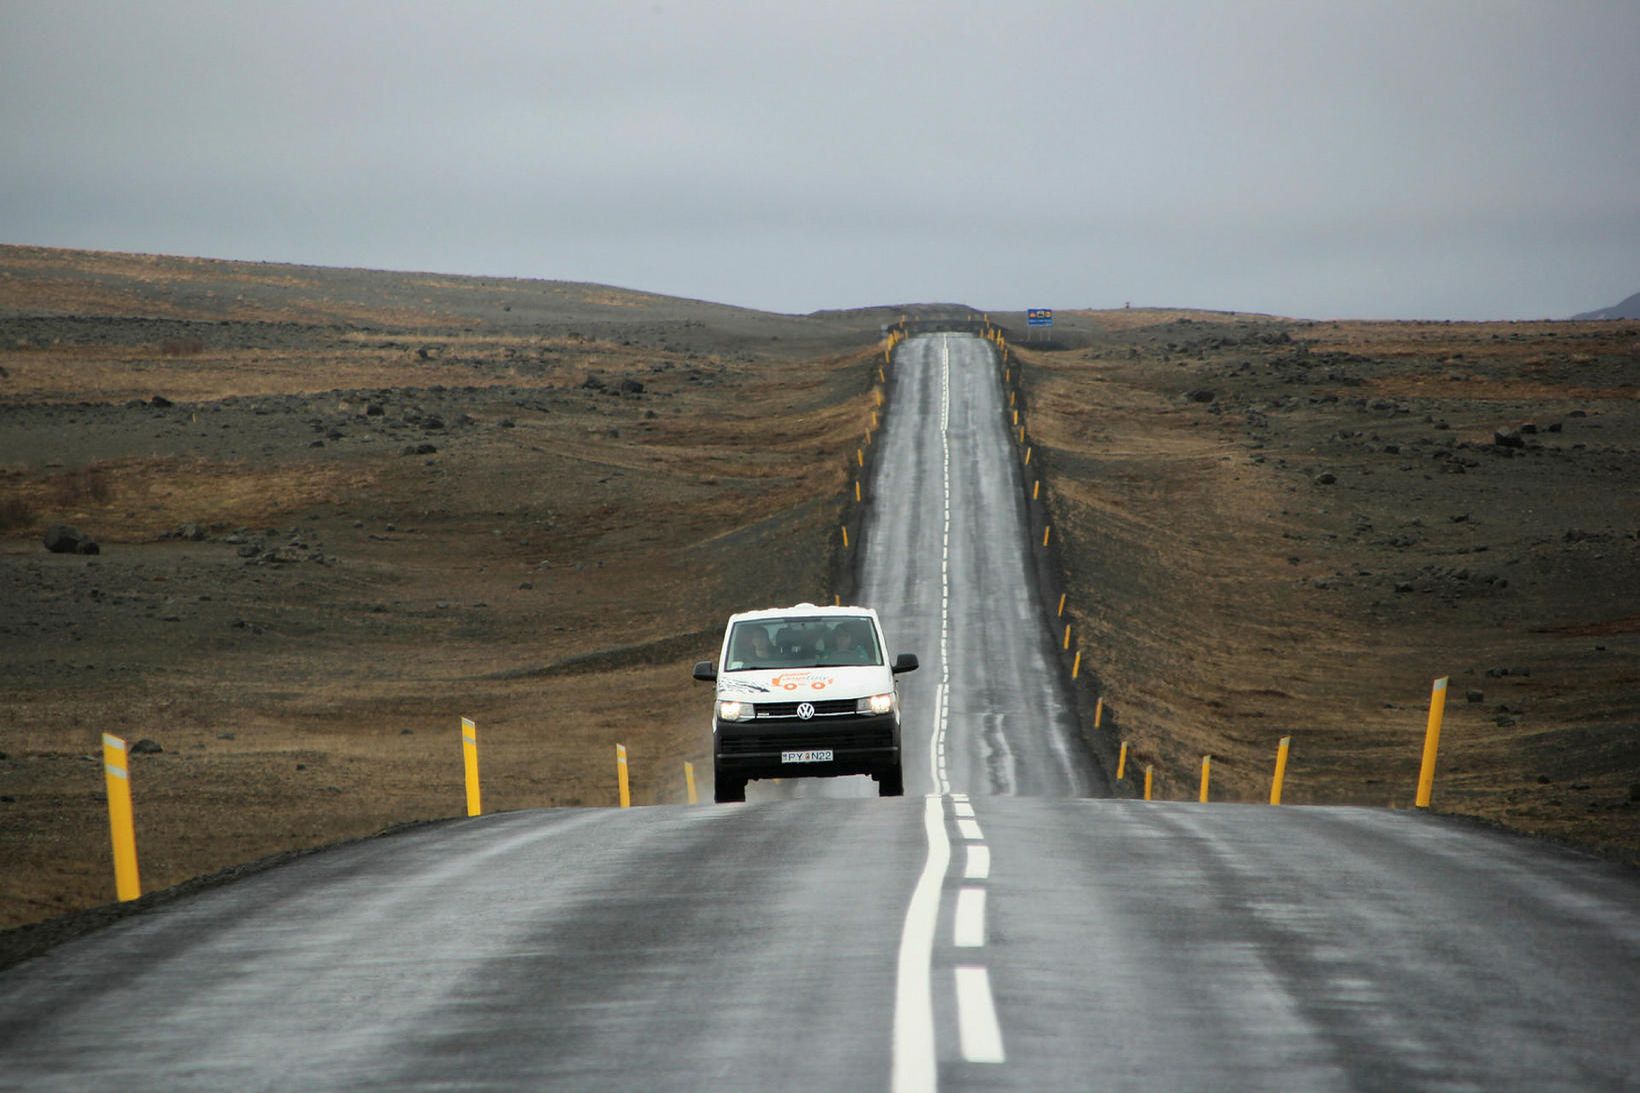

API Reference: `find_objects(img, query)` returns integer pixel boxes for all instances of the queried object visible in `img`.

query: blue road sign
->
[1027,308,1053,327]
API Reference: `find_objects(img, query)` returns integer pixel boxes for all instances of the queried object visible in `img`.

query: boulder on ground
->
[43,525,99,554]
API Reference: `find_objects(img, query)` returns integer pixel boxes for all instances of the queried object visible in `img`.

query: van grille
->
[756,699,858,719]
[717,725,895,756]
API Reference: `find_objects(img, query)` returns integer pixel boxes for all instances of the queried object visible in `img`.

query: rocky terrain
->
[0,245,889,932]
[1013,308,1639,860]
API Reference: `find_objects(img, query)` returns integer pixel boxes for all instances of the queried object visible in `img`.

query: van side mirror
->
[891,653,919,675]
[692,660,717,681]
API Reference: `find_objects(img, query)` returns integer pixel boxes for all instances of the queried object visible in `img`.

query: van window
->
[725,616,882,670]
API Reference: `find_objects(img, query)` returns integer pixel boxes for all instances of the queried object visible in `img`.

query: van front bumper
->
[713,712,900,780]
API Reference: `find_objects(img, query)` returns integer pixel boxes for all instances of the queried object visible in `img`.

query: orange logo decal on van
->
[770,672,835,692]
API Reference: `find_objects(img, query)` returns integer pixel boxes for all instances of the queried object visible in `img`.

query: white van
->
[692,604,919,803]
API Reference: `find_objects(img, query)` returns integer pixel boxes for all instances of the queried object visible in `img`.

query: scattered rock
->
[1493,427,1525,448]
[1466,690,1484,703]
[365,403,384,416]
[401,443,437,455]
[1313,472,1337,485]
[400,728,414,735]
[1185,389,1216,403]
[43,525,99,555]
[620,378,646,395]
[217,733,235,740]
[177,522,206,541]
[130,738,163,755]
[149,395,173,408]
[519,581,534,590]
[582,374,608,391]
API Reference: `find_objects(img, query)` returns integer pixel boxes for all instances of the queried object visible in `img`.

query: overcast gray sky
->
[3,1,1636,318]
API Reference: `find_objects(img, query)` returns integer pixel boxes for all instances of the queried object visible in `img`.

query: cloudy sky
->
[3,1,1636,318]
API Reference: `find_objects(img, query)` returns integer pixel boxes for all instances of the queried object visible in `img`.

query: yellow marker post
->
[1032,480,1040,501]
[461,717,481,817]
[834,594,841,606]
[1013,409,1019,426]
[841,525,849,549]
[684,761,698,805]
[1144,765,1154,801]
[1062,623,1071,650]
[1116,740,1128,780]
[1414,676,1449,809]
[1042,525,1051,547]
[1071,649,1081,679]
[857,448,864,467]
[1057,593,1066,617]
[855,481,862,502]
[1270,736,1292,805]
[101,733,141,902]
[1094,696,1104,728]
[1024,447,1032,465]
[1018,425,1025,443]
[1009,390,1016,407]
[616,743,631,808]
[1199,755,1212,803]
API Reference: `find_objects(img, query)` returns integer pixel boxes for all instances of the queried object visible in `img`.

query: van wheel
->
[714,774,746,803]
[878,765,905,797]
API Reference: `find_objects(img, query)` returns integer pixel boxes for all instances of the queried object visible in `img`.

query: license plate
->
[781,749,833,764]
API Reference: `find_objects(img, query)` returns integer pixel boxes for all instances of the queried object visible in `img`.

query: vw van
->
[692,604,918,803]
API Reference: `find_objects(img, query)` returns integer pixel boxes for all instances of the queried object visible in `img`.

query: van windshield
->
[724,615,882,670]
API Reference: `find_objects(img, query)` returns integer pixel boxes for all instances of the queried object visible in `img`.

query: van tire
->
[877,765,905,797]
[714,774,746,803]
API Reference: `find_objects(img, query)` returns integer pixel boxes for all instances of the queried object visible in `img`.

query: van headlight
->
[718,700,755,722]
[858,692,894,715]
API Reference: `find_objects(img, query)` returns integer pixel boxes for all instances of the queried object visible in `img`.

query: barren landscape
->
[0,245,889,936]
[2,247,1635,952]
[1013,308,1639,858]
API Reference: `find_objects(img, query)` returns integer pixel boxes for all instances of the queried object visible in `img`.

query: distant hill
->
[1572,291,1640,320]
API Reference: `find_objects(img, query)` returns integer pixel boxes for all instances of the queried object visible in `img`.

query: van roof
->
[726,603,880,624]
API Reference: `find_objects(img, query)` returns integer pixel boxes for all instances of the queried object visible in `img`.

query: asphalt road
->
[751,331,1103,802]
[2,335,1637,1090]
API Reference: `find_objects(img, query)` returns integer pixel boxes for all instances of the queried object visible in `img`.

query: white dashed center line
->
[953,887,986,948]
[957,818,984,841]
[964,844,990,880]
[955,966,1007,1064]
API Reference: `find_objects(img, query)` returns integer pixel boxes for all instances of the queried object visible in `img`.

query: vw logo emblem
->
[796,702,815,720]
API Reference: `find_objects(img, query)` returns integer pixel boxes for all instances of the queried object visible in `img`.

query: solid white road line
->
[957,818,984,841]
[892,795,952,1093]
[954,966,1007,1064]
[954,887,986,948]
[964,844,990,880]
